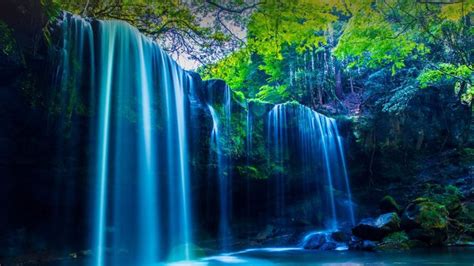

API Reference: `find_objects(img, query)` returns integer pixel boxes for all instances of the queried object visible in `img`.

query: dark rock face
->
[379,196,401,213]
[331,231,351,243]
[352,212,400,241]
[348,239,377,251]
[407,228,447,246]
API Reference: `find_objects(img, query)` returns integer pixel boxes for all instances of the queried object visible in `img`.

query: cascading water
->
[206,84,232,251]
[58,14,193,264]
[267,102,355,230]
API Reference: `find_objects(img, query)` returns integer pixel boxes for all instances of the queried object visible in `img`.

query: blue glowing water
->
[206,85,232,251]
[59,14,193,265]
[58,13,356,265]
[267,103,355,229]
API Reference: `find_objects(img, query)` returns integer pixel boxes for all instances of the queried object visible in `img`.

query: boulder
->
[352,212,400,241]
[302,232,338,250]
[407,228,447,246]
[401,199,449,245]
[331,231,351,242]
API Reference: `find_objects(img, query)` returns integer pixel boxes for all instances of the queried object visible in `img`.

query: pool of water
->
[169,247,474,266]
[31,246,474,265]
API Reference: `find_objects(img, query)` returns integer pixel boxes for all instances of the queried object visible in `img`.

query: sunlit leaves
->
[418,63,472,88]
[333,7,425,74]
[440,1,474,21]
[255,84,290,102]
[247,0,337,79]
[200,48,251,90]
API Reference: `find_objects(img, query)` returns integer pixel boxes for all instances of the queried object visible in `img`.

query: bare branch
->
[205,0,262,13]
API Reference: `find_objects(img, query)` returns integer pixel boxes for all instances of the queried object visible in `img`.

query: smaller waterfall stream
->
[267,102,355,229]
[207,85,232,251]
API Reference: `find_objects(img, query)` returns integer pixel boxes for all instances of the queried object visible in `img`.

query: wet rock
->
[401,199,449,245]
[331,231,351,242]
[352,212,400,241]
[302,232,337,250]
[407,228,447,246]
[348,239,377,251]
[319,241,338,251]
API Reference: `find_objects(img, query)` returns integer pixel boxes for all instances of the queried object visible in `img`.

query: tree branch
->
[205,0,262,13]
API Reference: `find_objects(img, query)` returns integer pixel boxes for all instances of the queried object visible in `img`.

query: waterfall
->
[58,14,193,264]
[267,102,355,229]
[206,84,232,251]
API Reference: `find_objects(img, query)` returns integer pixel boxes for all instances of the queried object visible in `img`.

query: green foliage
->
[202,0,472,109]
[380,195,401,213]
[418,64,473,104]
[416,200,449,230]
[418,64,472,88]
[255,85,290,103]
[380,231,410,250]
[0,21,17,56]
[333,9,425,73]
[51,0,232,63]
[237,165,267,179]
[423,184,462,215]
[200,48,251,90]
[412,184,462,232]
[201,0,341,104]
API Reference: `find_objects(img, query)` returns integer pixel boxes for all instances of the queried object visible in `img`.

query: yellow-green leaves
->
[200,48,251,90]
[247,0,336,79]
[333,7,424,74]
[418,64,472,88]
[255,84,290,102]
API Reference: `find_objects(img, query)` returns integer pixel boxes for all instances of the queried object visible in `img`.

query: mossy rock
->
[379,195,401,213]
[422,184,462,216]
[402,198,449,245]
[378,231,410,250]
[418,201,449,230]
[248,99,273,117]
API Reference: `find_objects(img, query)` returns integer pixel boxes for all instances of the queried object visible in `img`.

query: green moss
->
[236,165,268,179]
[379,232,410,250]
[232,90,246,106]
[460,148,474,164]
[423,184,462,216]
[0,21,16,56]
[417,201,449,230]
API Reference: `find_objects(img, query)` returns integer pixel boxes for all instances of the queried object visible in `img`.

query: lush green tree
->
[201,0,472,113]
[41,0,239,64]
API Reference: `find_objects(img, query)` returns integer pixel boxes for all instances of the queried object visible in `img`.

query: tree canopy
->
[200,0,473,111]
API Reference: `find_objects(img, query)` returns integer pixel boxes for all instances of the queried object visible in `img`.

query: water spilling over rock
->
[267,102,355,230]
[58,14,194,264]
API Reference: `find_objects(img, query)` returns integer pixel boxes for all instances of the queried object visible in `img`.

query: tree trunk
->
[335,65,343,99]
